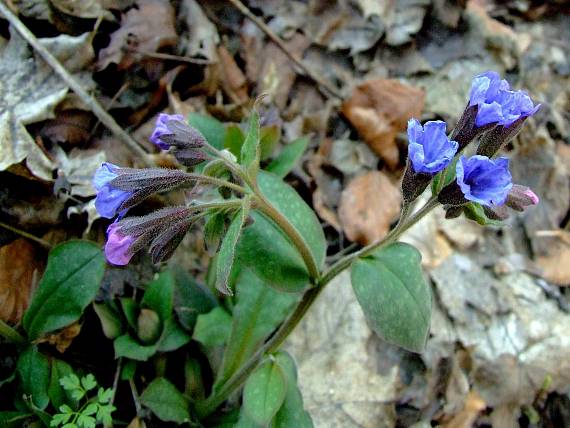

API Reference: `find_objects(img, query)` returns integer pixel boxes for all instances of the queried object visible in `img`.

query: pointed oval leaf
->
[235,171,326,292]
[351,243,432,353]
[243,359,287,426]
[140,378,190,424]
[216,199,251,295]
[240,110,260,178]
[266,136,309,178]
[23,241,106,340]
[16,346,50,410]
[272,351,314,428]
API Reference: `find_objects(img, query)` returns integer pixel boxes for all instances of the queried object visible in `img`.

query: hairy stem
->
[254,191,321,283]
[196,197,439,418]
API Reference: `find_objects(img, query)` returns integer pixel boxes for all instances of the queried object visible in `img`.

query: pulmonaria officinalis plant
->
[88,72,540,425]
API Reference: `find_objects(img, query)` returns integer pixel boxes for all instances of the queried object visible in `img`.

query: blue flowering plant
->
[82,72,540,424]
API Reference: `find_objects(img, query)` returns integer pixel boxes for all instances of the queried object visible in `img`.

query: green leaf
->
[188,112,225,150]
[192,307,232,347]
[272,351,313,428]
[51,412,71,427]
[172,267,217,332]
[223,124,245,157]
[463,202,503,226]
[23,241,106,340]
[140,378,190,424]
[16,346,50,410]
[93,303,124,340]
[48,360,74,409]
[240,110,261,179]
[97,388,113,404]
[243,359,287,426]
[113,335,158,361]
[259,124,281,160]
[215,269,298,388]
[120,298,138,330]
[81,374,97,392]
[204,212,226,256]
[351,243,432,353]
[58,374,80,392]
[266,137,309,178]
[76,412,96,428]
[142,271,175,321]
[215,199,251,295]
[0,411,32,428]
[431,157,458,194]
[235,171,326,292]
[157,317,191,352]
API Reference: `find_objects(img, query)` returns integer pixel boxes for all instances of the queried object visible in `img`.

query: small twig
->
[0,1,153,167]
[0,221,52,249]
[226,0,343,100]
[133,49,214,65]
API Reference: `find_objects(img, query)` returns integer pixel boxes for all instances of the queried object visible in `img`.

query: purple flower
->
[105,223,135,265]
[150,113,185,150]
[456,155,513,206]
[506,184,539,211]
[469,71,540,127]
[93,163,133,219]
[407,119,458,174]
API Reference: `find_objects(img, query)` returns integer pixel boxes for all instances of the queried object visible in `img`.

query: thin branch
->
[0,221,52,249]
[132,49,214,65]
[0,1,153,167]
[226,0,344,100]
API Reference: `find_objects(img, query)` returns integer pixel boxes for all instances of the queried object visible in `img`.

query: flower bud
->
[137,308,161,344]
[483,204,509,221]
[505,184,539,212]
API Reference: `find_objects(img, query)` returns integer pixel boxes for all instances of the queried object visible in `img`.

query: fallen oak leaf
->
[338,170,402,245]
[341,79,425,169]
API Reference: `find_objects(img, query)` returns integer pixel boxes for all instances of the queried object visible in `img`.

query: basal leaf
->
[351,243,432,353]
[140,378,190,424]
[141,271,175,321]
[16,346,50,410]
[266,136,309,178]
[243,359,287,426]
[193,307,233,348]
[113,335,158,361]
[23,241,105,340]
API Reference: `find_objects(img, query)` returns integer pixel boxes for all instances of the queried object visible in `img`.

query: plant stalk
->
[196,197,439,418]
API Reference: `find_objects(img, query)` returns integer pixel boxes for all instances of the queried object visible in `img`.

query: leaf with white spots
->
[351,242,432,352]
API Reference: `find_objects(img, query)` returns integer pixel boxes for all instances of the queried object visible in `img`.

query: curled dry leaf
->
[216,45,249,105]
[0,239,43,324]
[97,0,178,70]
[38,321,82,353]
[341,79,425,169]
[0,30,68,180]
[338,171,402,245]
[535,232,570,286]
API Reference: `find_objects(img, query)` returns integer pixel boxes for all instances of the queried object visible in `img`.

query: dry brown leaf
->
[443,390,486,428]
[39,321,82,353]
[216,45,249,105]
[97,0,177,70]
[0,239,42,324]
[535,234,570,286]
[338,171,402,245]
[341,79,425,169]
[40,110,95,146]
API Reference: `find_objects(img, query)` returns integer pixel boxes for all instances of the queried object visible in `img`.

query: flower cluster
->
[93,114,226,265]
[402,71,540,220]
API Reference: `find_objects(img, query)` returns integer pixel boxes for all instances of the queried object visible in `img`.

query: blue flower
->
[150,113,185,150]
[93,163,132,219]
[456,155,512,206]
[407,119,458,174]
[469,71,540,127]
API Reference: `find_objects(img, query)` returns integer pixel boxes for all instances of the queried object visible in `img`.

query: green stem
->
[195,197,440,418]
[254,191,321,283]
[188,174,248,194]
[0,319,26,345]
